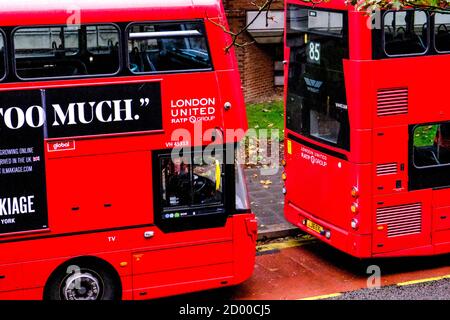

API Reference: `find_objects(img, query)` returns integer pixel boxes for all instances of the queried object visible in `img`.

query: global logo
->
[47,140,76,152]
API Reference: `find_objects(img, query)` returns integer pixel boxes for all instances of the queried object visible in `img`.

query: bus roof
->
[0,0,224,26]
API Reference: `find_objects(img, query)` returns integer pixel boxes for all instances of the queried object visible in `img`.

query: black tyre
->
[45,261,120,300]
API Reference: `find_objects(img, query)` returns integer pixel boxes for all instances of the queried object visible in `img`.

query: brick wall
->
[223,0,284,102]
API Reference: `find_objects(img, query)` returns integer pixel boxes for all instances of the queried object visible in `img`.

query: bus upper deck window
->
[0,33,5,80]
[383,10,429,56]
[435,13,450,52]
[127,21,212,73]
[14,24,120,79]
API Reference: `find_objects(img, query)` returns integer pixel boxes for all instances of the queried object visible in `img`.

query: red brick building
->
[223,0,284,102]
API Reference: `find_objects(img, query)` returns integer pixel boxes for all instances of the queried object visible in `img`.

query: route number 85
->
[308,41,320,64]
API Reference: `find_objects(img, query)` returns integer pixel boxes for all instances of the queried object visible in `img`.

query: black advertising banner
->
[45,82,163,138]
[0,82,163,235]
[0,90,48,234]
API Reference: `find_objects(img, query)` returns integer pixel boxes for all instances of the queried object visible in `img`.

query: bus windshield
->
[286,5,350,150]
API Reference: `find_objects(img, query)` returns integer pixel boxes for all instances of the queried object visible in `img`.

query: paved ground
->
[331,279,450,300]
[245,168,298,239]
[157,237,450,301]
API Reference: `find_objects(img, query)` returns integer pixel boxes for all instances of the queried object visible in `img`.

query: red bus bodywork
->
[284,0,450,258]
[0,0,256,300]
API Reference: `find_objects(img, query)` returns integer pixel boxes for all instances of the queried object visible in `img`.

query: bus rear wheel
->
[45,261,120,300]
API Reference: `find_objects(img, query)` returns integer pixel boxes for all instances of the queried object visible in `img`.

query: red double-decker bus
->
[284,0,450,258]
[0,0,257,300]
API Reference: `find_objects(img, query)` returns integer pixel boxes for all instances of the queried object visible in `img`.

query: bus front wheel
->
[44,260,120,300]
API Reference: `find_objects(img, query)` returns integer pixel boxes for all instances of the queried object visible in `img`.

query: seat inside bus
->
[384,11,428,55]
[435,24,450,52]
[129,45,211,73]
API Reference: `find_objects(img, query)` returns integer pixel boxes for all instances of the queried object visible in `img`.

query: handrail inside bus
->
[129,30,201,39]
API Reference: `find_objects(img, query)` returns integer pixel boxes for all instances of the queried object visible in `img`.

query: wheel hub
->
[63,271,102,300]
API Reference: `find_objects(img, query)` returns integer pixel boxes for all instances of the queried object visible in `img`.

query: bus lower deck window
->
[14,25,120,79]
[127,21,212,73]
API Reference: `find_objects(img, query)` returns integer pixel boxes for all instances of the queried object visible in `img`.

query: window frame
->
[157,150,226,214]
[12,23,122,81]
[382,9,430,58]
[409,121,450,191]
[0,29,8,82]
[412,122,450,169]
[125,19,214,75]
[433,12,450,54]
[152,147,237,233]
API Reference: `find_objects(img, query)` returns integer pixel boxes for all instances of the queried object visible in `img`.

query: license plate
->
[306,219,324,234]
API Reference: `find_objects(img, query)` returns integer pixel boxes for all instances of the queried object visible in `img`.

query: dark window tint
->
[161,156,192,208]
[14,25,120,79]
[286,5,350,151]
[413,124,450,167]
[435,13,450,52]
[0,34,5,79]
[384,10,428,56]
[128,21,212,73]
[410,123,450,190]
[288,8,344,37]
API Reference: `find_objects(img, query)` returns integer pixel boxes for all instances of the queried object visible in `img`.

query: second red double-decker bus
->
[284,0,450,257]
[0,0,257,300]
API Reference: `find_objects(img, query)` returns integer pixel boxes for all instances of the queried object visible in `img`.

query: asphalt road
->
[331,278,450,300]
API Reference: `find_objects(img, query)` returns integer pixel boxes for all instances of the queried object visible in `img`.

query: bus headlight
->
[282,186,287,195]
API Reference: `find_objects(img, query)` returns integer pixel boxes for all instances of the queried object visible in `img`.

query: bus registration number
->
[306,219,324,234]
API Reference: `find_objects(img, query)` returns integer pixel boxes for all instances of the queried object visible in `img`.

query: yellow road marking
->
[397,274,450,287]
[257,236,315,253]
[300,293,342,300]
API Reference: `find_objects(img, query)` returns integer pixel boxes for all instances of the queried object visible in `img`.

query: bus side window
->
[384,10,429,56]
[413,124,450,167]
[0,33,5,80]
[413,125,439,167]
[411,123,450,190]
[14,25,120,79]
[127,21,212,74]
[435,12,450,52]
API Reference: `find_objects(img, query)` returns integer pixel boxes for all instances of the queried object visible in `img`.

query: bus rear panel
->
[284,0,450,258]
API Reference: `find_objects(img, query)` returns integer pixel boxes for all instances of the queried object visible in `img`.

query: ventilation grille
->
[376,163,398,176]
[377,88,408,116]
[377,203,422,238]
